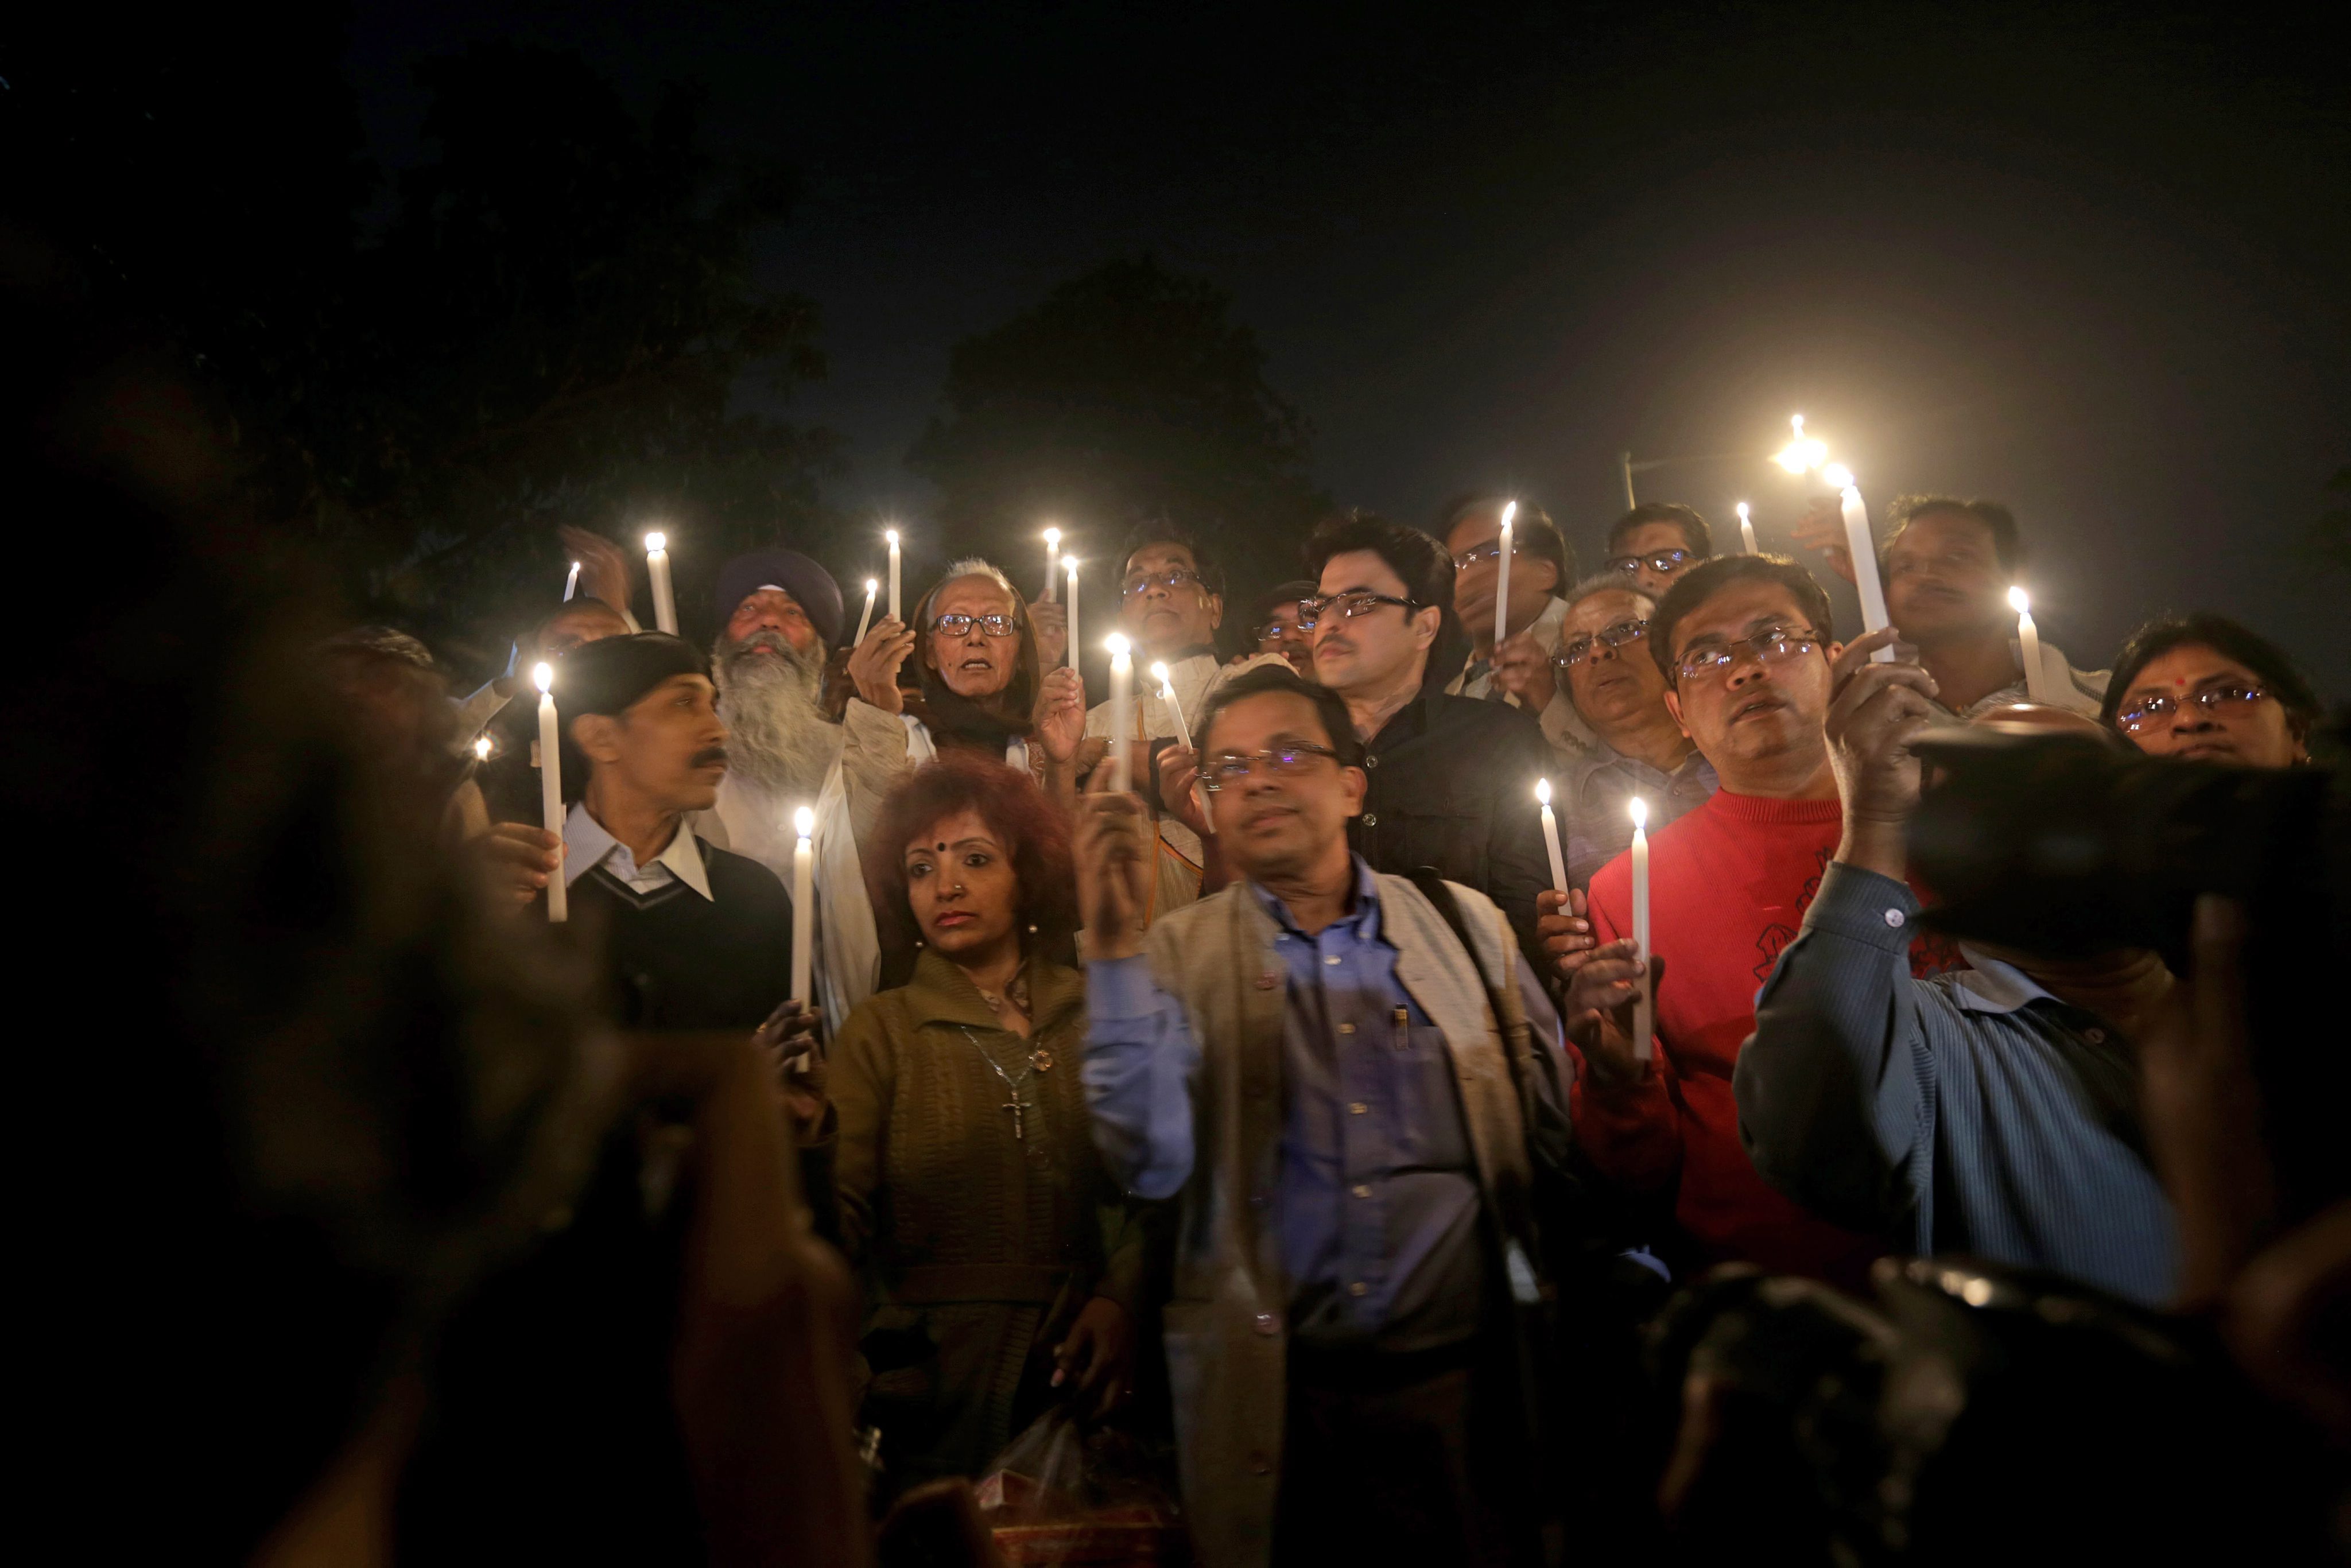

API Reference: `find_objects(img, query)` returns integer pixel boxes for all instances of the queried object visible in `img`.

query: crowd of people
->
[55,280,2345,1565]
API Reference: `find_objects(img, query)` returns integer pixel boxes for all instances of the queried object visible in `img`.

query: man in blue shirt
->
[1735,632,2178,1306]
[1076,663,1569,1568]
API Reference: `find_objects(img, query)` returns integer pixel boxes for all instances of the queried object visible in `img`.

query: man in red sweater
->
[1552,555,1960,1282]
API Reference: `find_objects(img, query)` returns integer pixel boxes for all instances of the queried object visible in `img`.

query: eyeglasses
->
[1450,541,1520,571]
[931,612,1019,638]
[1198,743,1339,792]
[1673,623,1822,685]
[1122,566,1204,597]
[2114,684,2269,735]
[1552,618,1650,669]
[1255,618,1303,645]
[1606,548,1696,576]
[1297,591,1422,631]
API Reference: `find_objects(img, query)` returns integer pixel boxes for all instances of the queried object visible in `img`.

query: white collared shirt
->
[563,799,714,901]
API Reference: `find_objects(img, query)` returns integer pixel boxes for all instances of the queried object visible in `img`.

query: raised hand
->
[1074,766,1153,960]
[754,997,830,1146]
[1030,599,1069,670]
[1823,626,1938,877]
[474,821,563,909]
[1491,628,1556,712]
[845,617,917,714]
[1033,664,1087,762]
[1786,496,1856,584]
[1155,741,1212,839]
[1563,940,1662,1090]
[560,525,638,614]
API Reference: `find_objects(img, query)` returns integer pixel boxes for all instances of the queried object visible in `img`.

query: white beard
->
[715,634,840,804]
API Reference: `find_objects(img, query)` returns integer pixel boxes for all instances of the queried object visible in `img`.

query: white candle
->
[534,661,568,923]
[564,559,581,600]
[2009,587,2049,702]
[1824,465,1891,663]
[1042,527,1060,603]
[1492,499,1518,646]
[1063,558,1080,677]
[1155,660,1211,833]
[1737,502,1758,554]
[886,529,902,623]
[790,805,815,1005]
[1106,632,1133,793]
[1629,796,1651,1060]
[1535,777,1568,892]
[854,578,876,646]
[645,531,677,635]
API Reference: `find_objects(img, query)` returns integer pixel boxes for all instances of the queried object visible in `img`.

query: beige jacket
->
[1140,872,1535,1568]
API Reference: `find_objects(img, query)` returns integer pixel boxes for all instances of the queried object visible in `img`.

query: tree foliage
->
[14,26,837,667]
[908,255,1328,596]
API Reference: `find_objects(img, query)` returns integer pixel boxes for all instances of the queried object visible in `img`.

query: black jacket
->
[1348,692,1555,962]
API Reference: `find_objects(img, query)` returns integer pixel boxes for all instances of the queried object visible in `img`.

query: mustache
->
[690,746,730,769]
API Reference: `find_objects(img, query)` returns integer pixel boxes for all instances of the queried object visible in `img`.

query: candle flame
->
[793,805,815,838]
[1822,462,1855,491]
[1736,502,1751,521]
[2007,586,2031,614]
[1043,526,1061,546]
[1065,557,1079,575]
[570,558,581,570]
[1499,499,1518,530]
[474,735,492,760]
[532,661,554,694]
[1774,414,1827,473]
[645,530,666,553]
[1535,777,1551,806]
[886,528,900,546]
[865,577,878,593]
[1629,795,1648,830]
[1149,659,1171,685]
[1104,632,1131,658]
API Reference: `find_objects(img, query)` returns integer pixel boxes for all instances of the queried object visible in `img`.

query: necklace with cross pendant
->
[960,1027,1041,1145]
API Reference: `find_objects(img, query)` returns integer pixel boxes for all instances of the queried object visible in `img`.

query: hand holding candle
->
[790,805,815,1006]
[1536,778,1568,892]
[1105,633,1133,793]
[645,531,677,635]
[1043,527,1061,603]
[886,529,902,623]
[1628,796,1651,1060]
[534,662,568,923]
[1154,660,1211,833]
[1492,499,1518,646]
[2009,587,2050,701]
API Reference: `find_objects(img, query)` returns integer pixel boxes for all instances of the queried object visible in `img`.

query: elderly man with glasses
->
[1544,573,1718,888]
[1543,554,1963,1287]
[1076,661,1570,1568]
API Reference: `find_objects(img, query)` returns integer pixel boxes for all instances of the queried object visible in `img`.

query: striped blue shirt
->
[1735,862,2178,1306]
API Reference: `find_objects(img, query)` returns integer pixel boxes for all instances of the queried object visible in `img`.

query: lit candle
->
[1629,796,1651,1060]
[645,531,677,635]
[1535,777,1568,892]
[473,735,491,764]
[1064,558,1080,677]
[2009,587,2049,702]
[1154,659,1211,833]
[854,577,877,646]
[563,559,581,600]
[535,662,568,924]
[1042,527,1061,603]
[1823,464,1891,663]
[1106,632,1133,793]
[1737,502,1758,554]
[886,529,902,623]
[1492,499,1518,646]
[790,805,815,1005]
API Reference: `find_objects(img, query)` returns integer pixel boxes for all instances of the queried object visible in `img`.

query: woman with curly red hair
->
[813,752,1143,1501]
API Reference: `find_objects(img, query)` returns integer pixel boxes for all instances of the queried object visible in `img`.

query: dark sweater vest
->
[561,835,797,1031]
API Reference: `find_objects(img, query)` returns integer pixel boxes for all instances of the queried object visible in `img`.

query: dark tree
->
[907,255,1328,599]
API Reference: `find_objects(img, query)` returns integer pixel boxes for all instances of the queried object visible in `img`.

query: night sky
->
[344,2,2349,690]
